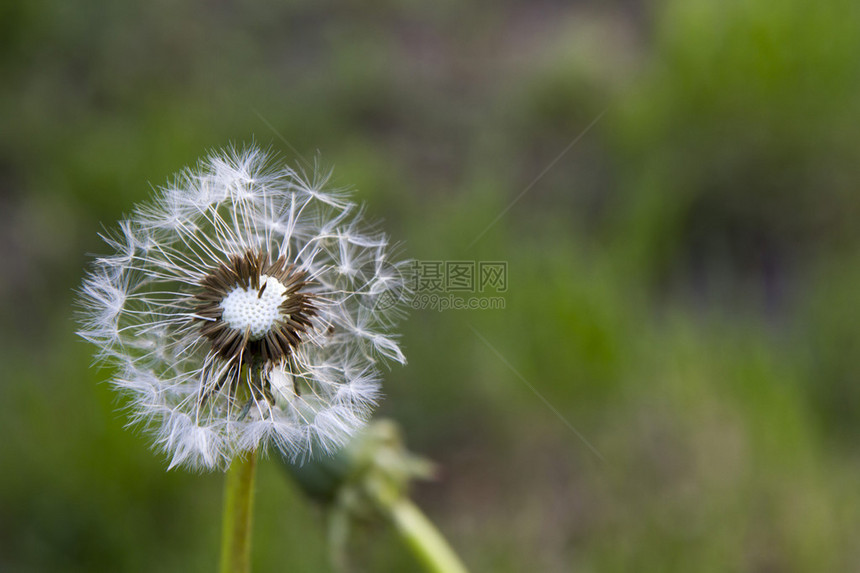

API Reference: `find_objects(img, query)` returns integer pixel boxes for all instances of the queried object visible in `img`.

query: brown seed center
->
[194,250,317,364]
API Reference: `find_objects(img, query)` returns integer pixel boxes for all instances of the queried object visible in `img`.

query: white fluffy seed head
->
[76,145,410,471]
[219,275,287,341]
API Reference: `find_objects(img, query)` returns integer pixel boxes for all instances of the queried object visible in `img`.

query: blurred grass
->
[2,0,860,571]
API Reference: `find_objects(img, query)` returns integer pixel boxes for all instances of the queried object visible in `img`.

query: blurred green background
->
[2,0,860,571]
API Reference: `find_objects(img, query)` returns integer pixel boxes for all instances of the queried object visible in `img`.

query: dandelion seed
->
[77,146,408,470]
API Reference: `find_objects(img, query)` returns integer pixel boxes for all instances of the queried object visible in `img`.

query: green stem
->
[387,498,469,573]
[219,450,258,573]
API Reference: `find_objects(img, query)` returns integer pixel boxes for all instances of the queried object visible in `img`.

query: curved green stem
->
[220,450,258,573]
[386,498,469,573]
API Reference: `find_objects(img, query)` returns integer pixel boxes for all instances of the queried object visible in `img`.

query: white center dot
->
[220,275,288,340]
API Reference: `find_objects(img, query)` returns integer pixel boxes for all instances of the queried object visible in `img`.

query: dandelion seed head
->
[77,145,408,470]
